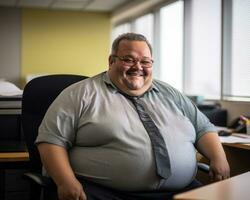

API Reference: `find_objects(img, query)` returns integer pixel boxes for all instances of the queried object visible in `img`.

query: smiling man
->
[108,37,153,96]
[36,33,230,200]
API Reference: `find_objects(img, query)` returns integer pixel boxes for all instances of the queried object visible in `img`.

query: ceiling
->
[0,0,142,12]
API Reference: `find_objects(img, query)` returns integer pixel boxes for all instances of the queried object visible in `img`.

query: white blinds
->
[224,0,250,100]
[183,0,221,99]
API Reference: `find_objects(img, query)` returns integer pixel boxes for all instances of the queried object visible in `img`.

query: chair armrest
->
[197,162,210,173]
[23,172,54,187]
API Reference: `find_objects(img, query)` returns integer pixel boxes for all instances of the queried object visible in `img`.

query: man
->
[36,33,230,200]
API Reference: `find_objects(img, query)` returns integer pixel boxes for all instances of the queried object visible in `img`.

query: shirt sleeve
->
[173,90,217,141]
[35,85,81,149]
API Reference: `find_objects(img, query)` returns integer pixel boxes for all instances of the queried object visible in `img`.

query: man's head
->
[108,33,153,96]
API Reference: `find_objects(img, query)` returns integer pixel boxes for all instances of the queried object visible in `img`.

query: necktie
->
[125,95,171,179]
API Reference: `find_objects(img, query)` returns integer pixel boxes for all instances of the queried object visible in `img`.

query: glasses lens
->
[122,58,135,65]
[140,60,153,68]
[114,55,153,68]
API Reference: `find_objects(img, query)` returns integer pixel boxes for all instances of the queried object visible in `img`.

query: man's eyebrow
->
[122,55,134,58]
[142,57,152,60]
[123,55,152,59]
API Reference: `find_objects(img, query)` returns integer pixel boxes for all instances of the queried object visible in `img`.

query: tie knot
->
[119,91,140,101]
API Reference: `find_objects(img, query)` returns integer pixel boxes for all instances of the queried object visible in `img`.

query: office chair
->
[21,74,209,200]
[21,74,88,199]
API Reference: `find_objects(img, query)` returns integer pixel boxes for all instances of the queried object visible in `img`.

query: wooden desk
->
[223,142,250,150]
[222,142,250,177]
[174,171,250,200]
[0,152,30,200]
[197,141,250,185]
[0,152,29,162]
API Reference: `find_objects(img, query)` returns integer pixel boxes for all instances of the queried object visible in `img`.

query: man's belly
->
[69,144,197,191]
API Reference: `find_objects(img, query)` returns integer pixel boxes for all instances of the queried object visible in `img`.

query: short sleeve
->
[35,86,80,149]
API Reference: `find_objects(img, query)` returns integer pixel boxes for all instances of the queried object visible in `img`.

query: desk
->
[220,135,250,176]
[222,142,250,177]
[0,152,29,162]
[223,142,250,150]
[197,139,250,184]
[0,152,29,200]
[174,171,250,200]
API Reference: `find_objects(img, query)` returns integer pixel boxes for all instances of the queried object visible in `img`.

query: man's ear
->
[108,55,115,66]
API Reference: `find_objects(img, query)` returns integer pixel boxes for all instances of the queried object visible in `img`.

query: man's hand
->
[38,144,87,200]
[209,157,230,181]
[196,132,230,182]
[58,177,86,200]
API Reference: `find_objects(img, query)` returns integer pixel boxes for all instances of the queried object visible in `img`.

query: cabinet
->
[4,169,30,200]
[0,158,30,200]
[0,98,30,200]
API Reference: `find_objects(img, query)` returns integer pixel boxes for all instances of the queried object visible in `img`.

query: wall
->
[21,8,111,85]
[0,7,21,86]
[220,101,250,123]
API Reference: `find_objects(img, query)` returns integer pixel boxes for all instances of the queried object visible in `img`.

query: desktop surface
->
[0,152,29,162]
[174,171,250,200]
[219,133,250,150]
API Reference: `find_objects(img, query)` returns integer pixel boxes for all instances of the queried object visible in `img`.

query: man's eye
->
[123,58,134,63]
[141,60,151,65]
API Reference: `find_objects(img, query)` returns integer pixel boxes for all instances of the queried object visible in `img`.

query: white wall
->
[220,101,250,124]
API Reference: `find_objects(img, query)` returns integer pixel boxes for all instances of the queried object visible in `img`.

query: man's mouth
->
[126,70,144,77]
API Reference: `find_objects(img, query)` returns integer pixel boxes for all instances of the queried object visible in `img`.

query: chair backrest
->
[21,74,88,173]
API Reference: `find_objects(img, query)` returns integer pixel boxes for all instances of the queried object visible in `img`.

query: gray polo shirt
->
[36,72,216,191]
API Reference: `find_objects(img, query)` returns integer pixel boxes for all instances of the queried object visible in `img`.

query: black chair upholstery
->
[21,74,88,199]
[21,74,209,199]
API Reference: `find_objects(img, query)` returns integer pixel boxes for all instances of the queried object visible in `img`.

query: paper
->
[0,81,23,96]
[220,133,250,143]
[215,126,230,131]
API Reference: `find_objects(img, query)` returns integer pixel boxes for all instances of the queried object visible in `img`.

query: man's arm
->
[38,143,86,200]
[196,132,230,181]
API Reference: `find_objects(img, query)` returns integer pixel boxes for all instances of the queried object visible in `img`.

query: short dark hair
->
[111,32,152,55]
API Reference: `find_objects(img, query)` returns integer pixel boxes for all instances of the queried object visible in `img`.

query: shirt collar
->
[102,71,159,96]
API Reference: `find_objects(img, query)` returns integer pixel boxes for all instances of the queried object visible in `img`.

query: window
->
[112,0,250,102]
[112,14,154,45]
[133,14,154,45]
[223,0,250,101]
[159,1,183,91]
[112,23,131,42]
[183,0,221,99]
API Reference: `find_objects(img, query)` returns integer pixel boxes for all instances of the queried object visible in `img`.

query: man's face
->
[108,40,153,96]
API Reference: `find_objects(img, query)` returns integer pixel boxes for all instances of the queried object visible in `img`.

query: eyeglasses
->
[112,55,154,68]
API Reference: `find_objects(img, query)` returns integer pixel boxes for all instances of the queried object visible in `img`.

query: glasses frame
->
[112,55,154,68]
